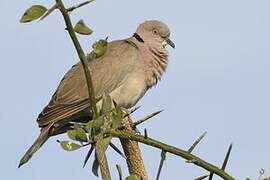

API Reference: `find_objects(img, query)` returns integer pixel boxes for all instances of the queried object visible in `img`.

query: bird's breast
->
[110,72,147,109]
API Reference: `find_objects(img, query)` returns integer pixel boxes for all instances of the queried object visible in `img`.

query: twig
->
[133,110,163,127]
[106,129,234,180]
[188,131,207,153]
[67,0,95,12]
[156,150,166,180]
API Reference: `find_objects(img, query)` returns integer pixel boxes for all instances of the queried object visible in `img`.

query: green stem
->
[55,0,97,118]
[95,139,111,180]
[55,1,110,179]
[106,130,235,180]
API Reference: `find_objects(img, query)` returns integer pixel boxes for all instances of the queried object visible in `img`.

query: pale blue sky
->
[1,0,270,179]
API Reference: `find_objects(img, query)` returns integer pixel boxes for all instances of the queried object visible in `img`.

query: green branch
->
[55,1,110,179]
[55,0,97,118]
[106,130,235,180]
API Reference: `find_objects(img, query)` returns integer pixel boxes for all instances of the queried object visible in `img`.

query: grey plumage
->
[18,20,174,167]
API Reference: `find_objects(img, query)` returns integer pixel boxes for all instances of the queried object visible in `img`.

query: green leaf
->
[58,140,81,151]
[92,154,99,177]
[72,122,84,130]
[112,105,123,128]
[74,19,93,35]
[84,120,93,133]
[20,5,47,23]
[100,95,112,115]
[67,130,77,141]
[67,127,88,142]
[92,115,105,135]
[125,175,138,180]
[92,38,108,58]
[75,127,88,142]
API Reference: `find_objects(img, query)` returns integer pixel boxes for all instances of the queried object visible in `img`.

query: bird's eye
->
[153,30,158,34]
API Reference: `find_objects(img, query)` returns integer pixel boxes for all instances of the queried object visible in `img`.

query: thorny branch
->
[106,129,235,180]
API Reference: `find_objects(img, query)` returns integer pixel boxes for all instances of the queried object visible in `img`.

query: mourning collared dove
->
[19,20,175,167]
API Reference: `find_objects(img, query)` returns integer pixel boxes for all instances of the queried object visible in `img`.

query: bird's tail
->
[18,127,50,168]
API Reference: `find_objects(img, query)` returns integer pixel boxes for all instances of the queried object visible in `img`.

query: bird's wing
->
[37,39,138,127]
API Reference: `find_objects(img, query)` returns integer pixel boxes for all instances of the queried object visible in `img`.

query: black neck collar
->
[133,33,144,43]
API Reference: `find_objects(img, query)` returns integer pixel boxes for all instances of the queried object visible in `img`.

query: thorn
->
[83,145,94,168]
[18,161,23,168]
[109,143,126,159]
[194,175,209,180]
[123,106,141,119]
[208,143,233,179]
[156,150,166,180]
[116,164,123,180]
[188,131,207,153]
[133,110,163,127]
[92,153,99,177]
[208,173,214,180]
[130,106,141,114]
[221,143,233,170]
[113,99,117,107]
[144,128,148,138]
[67,0,95,12]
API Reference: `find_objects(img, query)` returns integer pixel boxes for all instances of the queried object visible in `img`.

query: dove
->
[19,20,175,167]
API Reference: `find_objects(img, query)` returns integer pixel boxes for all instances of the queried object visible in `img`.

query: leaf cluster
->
[58,95,124,176]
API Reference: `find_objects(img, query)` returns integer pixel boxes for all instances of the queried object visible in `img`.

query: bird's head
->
[134,20,175,49]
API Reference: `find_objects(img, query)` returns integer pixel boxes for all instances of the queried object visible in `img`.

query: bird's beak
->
[166,38,175,48]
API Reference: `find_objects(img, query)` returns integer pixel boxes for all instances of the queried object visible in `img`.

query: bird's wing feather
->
[37,39,138,127]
